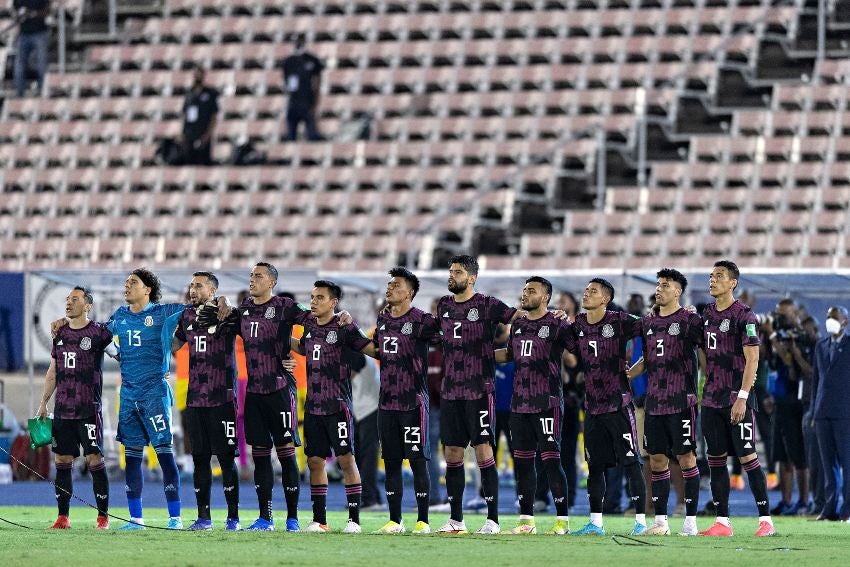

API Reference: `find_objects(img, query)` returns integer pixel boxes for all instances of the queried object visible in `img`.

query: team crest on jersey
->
[538,326,550,339]
[602,324,615,338]
[79,337,92,351]
[719,319,730,332]
[401,322,413,335]
[144,316,153,327]
[668,322,680,336]
[264,307,276,319]
[467,308,479,322]
[326,331,338,344]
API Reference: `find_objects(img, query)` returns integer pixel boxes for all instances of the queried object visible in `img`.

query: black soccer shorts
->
[643,406,698,457]
[304,408,355,458]
[701,405,758,458]
[52,414,103,457]
[378,405,430,461]
[439,395,495,448]
[184,402,239,457]
[244,388,301,447]
[510,407,562,454]
[583,406,641,468]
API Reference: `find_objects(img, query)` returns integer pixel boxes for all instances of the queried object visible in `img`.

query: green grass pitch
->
[1,507,849,566]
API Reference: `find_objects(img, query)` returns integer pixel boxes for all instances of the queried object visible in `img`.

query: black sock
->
[743,458,770,516]
[252,447,273,521]
[90,461,109,517]
[55,462,73,517]
[708,456,730,517]
[682,465,700,517]
[345,483,362,524]
[587,465,606,514]
[410,459,430,524]
[513,453,536,516]
[445,459,465,522]
[311,484,328,524]
[478,456,499,523]
[650,468,671,517]
[626,463,646,515]
[542,455,570,517]
[218,454,239,520]
[277,447,300,520]
[192,455,212,520]
[384,459,404,523]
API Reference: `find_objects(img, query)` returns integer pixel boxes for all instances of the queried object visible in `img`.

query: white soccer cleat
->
[436,519,468,534]
[642,521,671,536]
[304,521,329,533]
[342,520,362,533]
[678,524,699,536]
[475,519,501,534]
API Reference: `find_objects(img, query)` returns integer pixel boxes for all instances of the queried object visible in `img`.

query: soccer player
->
[372,267,441,534]
[289,280,372,533]
[626,269,703,536]
[569,278,647,536]
[435,255,517,535]
[37,286,116,529]
[494,276,573,535]
[171,272,240,531]
[699,260,775,537]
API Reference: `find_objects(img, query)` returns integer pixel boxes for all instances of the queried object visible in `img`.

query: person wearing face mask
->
[181,65,219,165]
[811,306,850,521]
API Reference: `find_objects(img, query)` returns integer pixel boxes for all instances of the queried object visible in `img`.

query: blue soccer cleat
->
[118,521,146,531]
[571,521,605,536]
[167,517,184,530]
[247,518,275,531]
[189,518,213,531]
[630,521,647,536]
[225,518,242,531]
[286,518,300,532]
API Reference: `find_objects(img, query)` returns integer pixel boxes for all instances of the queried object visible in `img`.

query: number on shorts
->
[588,340,598,357]
[656,338,664,357]
[622,432,634,450]
[86,423,97,440]
[404,426,421,445]
[682,419,691,438]
[280,411,292,429]
[149,414,167,432]
[539,417,554,435]
[382,337,398,354]
[520,339,533,357]
[222,420,235,438]
[479,410,489,429]
[337,421,348,439]
[249,321,260,338]
[738,422,753,441]
[312,344,321,361]
[706,331,717,350]
[453,322,462,339]
[194,335,207,353]
[63,351,76,369]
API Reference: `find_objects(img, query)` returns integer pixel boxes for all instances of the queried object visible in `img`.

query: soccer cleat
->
[475,519,501,534]
[50,515,70,529]
[547,519,570,535]
[678,524,699,536]
[766,472,779,491]
[729,474,745,491]
[342,520,362,534]
[631,521,648,535]
[188,518,213,531]
[698,521,733,536]
[304,521,329,533]
[246,518,275,531]
[641,522,670,535]
[118,521,145,531]
[510,519,537,534]
[412,521,431,534]
[286,518,300,532]
[571,522,605,536]
[754,521,776,537]
[375,520,406,534]
[167,517,184,530]
[95,516,109,530]
[436,519,468,534]
[225,518,241,531]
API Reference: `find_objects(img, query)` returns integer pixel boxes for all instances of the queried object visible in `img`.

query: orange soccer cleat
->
[96,516,110,530]
[50,515,71,529]
[754,521,776,537]
[697,521,733,537]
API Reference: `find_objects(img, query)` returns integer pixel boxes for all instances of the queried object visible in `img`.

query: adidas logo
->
[646,329,653,335]
[547,436,554,442]
[480,430,489,436]
[164,484,177,492]
[386,491,396,496]
[578,331,584,337]
[187,324,193,331]
[194,488,201,493]
[284,432,292,438]
[626,450,634,457]
[96,494,108,500]
[443,312,449,318]
[228,439,235,445]
[515,329,521,334]
[305,333,311,339]
[744,442,752,448]
[683,439,691,446]
[340,440,347,446]
[412,445,419,452]
[380,324,386,330]
[91,441,98,447]
[243,311,249,316]
[224,486,234,492]
[56,340,63,346]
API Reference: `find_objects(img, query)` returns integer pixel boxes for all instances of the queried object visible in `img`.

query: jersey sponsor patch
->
[602,324,615,338]
[746,323,757,337]
[80,337,92,351]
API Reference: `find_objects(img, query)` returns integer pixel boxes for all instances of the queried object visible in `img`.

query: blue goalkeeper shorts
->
[116,391,174,448]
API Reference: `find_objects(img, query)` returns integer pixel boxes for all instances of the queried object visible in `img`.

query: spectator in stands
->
[811,306,850,521]
[13,0,50,97]
[282,33,323,142]
[181,66,219,165]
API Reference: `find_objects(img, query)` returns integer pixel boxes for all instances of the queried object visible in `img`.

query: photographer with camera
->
[767,298,811,515]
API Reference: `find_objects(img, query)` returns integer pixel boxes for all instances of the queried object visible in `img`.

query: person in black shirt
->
[13,0,50,97]
[181,67,219,165]
[282,34,323,142]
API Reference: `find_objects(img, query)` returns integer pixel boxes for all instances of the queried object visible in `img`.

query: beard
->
[448,279,468,294]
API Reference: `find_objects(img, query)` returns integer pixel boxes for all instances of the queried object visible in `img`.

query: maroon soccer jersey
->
[301,316,372,416]
[438,293,517,401]
[569,310,640,416]
[639,308,703,415]
[52,322,114,419]
[701,300,761,408]
[236,295,311,395]
[175,307,237,408]
[374,307,441,412]
[508,312,572,414]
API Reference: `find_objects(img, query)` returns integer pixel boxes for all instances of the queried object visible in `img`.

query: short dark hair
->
[525,276,553,303]
[449,254,479,276]
[313,280,342,301]
[277,291,296,300]
[131,267,162,303]
[589,277,615,303]
[777,297,795,308]
[73,286,94,305]
[656,268,688,294]
[193,271,219,289]
[714,260,740,286]
[255,262,279,282]
[388,267,420,299]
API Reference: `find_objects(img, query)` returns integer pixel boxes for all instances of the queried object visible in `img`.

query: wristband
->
[737,389,750,400]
